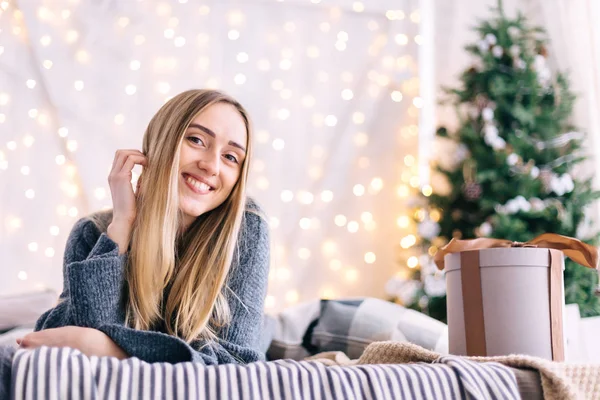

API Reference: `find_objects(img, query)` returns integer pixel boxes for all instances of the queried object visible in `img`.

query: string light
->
[334,215,347,227]
[347,221,359,233]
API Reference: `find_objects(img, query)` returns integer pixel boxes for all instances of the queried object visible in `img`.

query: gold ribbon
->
[434,233,599,271]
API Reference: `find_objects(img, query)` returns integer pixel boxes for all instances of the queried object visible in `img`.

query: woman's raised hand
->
[107,149,147,254]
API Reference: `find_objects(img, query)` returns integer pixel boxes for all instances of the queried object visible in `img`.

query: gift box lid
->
[444,247,565,272]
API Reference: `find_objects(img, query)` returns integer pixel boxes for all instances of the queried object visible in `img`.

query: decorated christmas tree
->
[386,3,600,322]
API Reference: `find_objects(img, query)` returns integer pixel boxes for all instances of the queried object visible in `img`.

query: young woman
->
[17,89,270,364]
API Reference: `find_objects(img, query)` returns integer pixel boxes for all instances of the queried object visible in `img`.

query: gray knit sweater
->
[34,199,270,365]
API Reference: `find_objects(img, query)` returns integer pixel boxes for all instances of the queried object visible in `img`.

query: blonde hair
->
[95,89,253,343]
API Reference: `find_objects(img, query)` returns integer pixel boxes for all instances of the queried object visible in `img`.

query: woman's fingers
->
[112,149,145,171]
[120,154,147,174]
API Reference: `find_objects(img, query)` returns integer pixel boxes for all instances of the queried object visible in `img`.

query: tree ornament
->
[482,107,494,121]
[462,181,482,201]
[461,161,482,201]
[507,26,520,38]
[539,168,553,193]
[492,45,504,58]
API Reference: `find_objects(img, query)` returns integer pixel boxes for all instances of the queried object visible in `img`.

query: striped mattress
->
[10,346,520,399]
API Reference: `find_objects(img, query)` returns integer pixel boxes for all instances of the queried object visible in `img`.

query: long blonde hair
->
[96,89,253,343]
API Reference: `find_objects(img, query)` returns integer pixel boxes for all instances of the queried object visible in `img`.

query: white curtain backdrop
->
[0,0,421,313]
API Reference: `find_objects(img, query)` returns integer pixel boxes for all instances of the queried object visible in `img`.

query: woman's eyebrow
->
[188,123,246,152]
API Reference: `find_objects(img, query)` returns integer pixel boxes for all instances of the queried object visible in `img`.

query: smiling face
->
[178,102,248,230]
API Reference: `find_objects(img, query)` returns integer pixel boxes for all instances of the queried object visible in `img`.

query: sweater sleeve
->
[97,208,271,364]
[35,217,127,331]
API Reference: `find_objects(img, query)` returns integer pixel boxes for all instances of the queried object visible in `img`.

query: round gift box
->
[445,247,565,360]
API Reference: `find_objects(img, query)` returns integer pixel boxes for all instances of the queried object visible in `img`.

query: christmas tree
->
[386,3,600,322]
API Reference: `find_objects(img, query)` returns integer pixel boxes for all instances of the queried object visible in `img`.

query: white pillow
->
[0,289,57,331]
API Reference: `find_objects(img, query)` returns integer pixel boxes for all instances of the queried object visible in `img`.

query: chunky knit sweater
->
[34,199,270,365]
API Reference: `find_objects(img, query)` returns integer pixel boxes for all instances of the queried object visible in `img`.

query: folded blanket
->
[352,341,600,400]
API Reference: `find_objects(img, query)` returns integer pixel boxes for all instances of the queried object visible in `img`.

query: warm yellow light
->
[334,215,347,227]
[364,252,376,264]
[410,176,420,188]
[352,112,365,124]
[76,50,90,64]
[370,177,384,192]
[228,30,240,40]
[322,240,337,256]
[272,138,285,150]
[365,221,377,231]
[234,73,246,85]
[347,221,359,233]
[276,268,291,281]
[285,290,299,304]
[302,95,316,108]
[352,2,364,12]
[407,256,419,268]
[395,34,408,45]
[414,209,426,221]
[280,190,293,202]
[23,135,34,147]
[428,246,438,256]
[320,190,333,202]
[422,185,433,197]
[400,235,417,249]
[67,140,78,152]
[298,191,314,204]
[397,185,410,198]
[361,212,373,223]
[430,209,441,222]
[228,10,245,26]
[329,259,342,271]
[40,35,52,46]
[265,295,276,309]
[353,132,368,146]
[325,115,337,127]
[306,46,319,58]
[345,269,359,282]
[397,216,410,228]
[299,218,311,230]
[353,184,365,196]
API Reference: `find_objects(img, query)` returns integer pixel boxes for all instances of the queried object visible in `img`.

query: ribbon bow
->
[434,233,599,271]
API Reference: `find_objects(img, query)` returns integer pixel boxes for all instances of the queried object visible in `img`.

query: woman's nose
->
[198,151,220,176]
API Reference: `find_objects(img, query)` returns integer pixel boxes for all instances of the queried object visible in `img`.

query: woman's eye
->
[187,136,204,146]
[224,154,239,164]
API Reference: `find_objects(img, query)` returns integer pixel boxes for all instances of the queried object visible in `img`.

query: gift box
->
[435,234,598,361]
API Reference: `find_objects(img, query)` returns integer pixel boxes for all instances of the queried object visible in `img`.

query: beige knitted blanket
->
[307,341,600,400]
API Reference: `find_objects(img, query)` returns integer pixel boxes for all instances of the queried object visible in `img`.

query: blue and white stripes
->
[11,346,519,399]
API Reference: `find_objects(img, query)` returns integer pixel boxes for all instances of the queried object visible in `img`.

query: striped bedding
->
[11,346,520,399]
